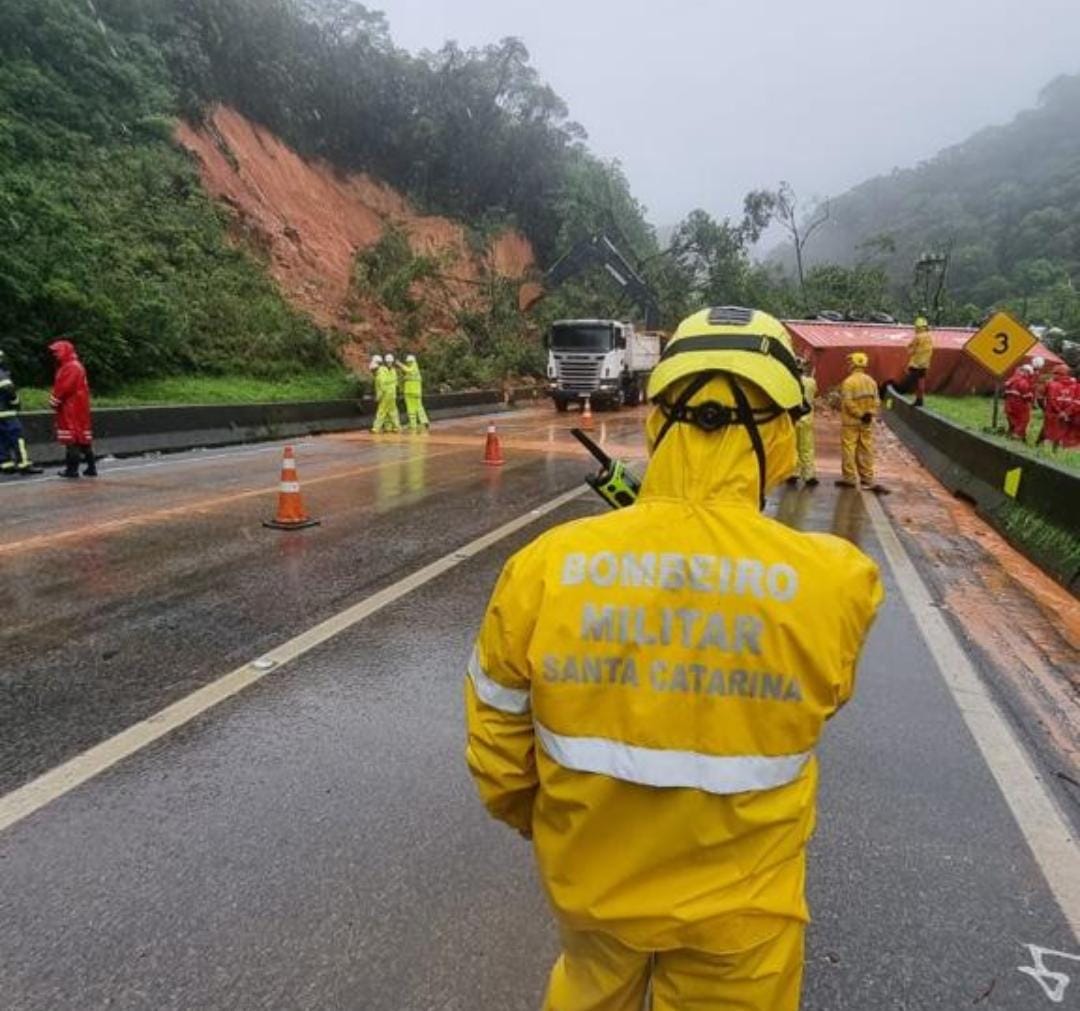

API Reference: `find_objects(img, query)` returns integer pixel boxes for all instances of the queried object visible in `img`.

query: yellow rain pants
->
[543,921,804,1011]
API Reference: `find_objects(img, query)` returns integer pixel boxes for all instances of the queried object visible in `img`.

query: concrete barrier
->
[882,392,1080,593]
[21,390,510,464]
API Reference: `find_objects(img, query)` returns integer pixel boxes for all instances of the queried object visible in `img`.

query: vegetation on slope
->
[0,0,334,389]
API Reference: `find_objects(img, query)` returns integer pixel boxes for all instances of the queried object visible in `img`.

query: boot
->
[869,484,891,495]
[805,477,819,487]
[82,446,97,476]
[785,476,798,486]
[17,465,43,476]
[834,478,857,488]
[57,468,79,479]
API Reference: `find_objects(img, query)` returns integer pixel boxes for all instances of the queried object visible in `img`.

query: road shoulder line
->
[864,494,1080,938]
[0,486,586,836]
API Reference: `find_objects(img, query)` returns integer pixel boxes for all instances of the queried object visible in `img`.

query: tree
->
[749,182,830,300]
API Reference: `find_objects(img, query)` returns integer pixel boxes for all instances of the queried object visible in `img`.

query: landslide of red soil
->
[174,105,535,358]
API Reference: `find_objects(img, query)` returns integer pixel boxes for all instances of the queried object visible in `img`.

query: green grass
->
[925,394,1080,473]
[18,370,362,409]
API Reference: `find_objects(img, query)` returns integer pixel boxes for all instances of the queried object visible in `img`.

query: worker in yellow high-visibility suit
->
[398,354,430,432]
[465,306,884,1010]
[836,351,887,493]
[371,353,401,434]
[889,316,934,406]
[787,357,818,487]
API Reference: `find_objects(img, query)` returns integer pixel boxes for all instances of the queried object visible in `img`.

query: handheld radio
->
[570,428,641,509]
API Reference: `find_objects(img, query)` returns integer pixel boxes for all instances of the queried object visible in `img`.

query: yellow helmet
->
[647,306,803,409]
[848,351,869,368]
[914,316,929,331]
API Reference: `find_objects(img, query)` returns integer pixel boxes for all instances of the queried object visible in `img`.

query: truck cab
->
[546,319,660,411]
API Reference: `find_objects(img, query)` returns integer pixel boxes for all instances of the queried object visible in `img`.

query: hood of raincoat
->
[640,373,796,506]
[48,340,77,363]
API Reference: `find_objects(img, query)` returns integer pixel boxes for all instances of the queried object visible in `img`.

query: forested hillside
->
[0,0,658,389]
[800,73,1080,331]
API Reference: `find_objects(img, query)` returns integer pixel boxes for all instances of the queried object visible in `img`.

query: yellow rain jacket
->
[907,330,934,370]
[839,369,879,425]
[466,376,883,955]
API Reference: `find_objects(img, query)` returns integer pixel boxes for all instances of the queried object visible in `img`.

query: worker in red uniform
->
[1040,364,1074,451]
[48,339,96,478]
[1064,373,1080,449]
[1002,364,1035,441]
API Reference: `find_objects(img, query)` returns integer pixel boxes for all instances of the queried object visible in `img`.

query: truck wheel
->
[554,397,569,413]
[624,383,642,407]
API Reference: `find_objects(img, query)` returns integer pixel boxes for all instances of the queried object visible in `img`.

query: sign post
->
[962,311,1037,431]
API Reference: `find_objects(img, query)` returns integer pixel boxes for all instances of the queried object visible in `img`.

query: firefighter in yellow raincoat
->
[836,351,887,493]
[465,306,884,1010]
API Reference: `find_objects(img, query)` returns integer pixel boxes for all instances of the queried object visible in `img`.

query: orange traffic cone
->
[483,422,505,466]
[263,446,320,530]
[581,395,594,430]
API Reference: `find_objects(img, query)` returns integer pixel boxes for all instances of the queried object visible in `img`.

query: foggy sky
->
[369,0,1080,230]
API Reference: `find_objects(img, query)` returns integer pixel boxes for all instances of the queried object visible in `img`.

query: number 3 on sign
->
[1018,944,1080,1003]
[993,332,1010,354]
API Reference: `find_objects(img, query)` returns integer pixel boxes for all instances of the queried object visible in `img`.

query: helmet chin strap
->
[653,373,780,511]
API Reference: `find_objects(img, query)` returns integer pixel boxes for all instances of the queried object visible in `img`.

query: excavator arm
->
[519,234,661,330]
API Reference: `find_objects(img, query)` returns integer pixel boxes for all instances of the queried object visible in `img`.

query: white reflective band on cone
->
[279,481,301,493]
[535,722,811,795]
[467,647,530,714]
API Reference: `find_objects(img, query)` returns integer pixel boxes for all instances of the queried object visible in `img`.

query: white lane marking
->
[1018,944,1080,1004]
[863,495,1080,939]
[0,486,586,835]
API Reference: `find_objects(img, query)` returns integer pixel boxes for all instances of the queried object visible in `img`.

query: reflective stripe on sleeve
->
[467,646,530,714]
[535,722,811,795]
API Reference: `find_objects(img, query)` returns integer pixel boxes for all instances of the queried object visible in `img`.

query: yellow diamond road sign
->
[963,311,1037,378]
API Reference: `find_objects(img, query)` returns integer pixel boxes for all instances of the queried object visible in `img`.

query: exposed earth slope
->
[176,106,535,358]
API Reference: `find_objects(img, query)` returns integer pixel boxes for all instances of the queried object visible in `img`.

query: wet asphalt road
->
[0,407,1077,1009]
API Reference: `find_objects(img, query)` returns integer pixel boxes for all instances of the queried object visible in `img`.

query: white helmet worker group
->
[466,306,883,1010]
[369,351,429,433]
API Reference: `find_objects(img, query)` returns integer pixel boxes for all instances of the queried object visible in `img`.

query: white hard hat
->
[406,354,417,363]
[370,355,383,368]
[1032,356,1045,369]
[1019,364,1034,374]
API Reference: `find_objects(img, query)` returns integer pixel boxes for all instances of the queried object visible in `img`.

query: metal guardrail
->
[20,389,514,464]
[882,391,1079,592]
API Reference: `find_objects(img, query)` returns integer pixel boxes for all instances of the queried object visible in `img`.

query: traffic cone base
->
[483,422,505,466]
[581,395,594,430]
[265,446,321,530]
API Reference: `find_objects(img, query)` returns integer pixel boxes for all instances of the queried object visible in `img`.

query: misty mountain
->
[789,72,1080,324]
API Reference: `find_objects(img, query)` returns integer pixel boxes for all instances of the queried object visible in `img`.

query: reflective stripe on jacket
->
[840,370,879,424]
[465,376,883,952]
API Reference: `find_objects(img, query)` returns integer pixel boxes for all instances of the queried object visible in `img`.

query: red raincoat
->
[1003,371,1034,440]
[48,340,93,445]
[1041,374,1073,447]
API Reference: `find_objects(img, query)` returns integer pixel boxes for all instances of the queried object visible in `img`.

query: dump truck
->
[546,319,662,410]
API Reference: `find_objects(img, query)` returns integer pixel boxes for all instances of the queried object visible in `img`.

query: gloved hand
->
[861,412,873,424]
